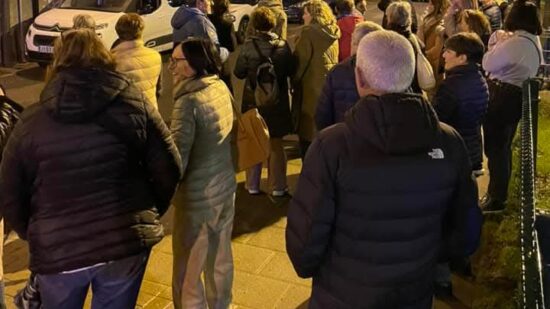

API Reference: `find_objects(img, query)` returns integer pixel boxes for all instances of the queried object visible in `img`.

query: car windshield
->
[60,0,132,12]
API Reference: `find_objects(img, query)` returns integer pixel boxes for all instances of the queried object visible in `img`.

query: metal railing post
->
[520,78,545,309]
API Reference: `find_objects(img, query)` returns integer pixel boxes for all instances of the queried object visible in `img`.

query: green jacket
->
[293,22,340,141]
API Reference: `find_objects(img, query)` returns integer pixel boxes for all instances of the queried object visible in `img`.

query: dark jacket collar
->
[41,67,129,123]
[444,62,481,76]
[345,93,440,155]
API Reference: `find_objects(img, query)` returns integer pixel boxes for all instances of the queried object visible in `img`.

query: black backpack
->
[251,39,279,108]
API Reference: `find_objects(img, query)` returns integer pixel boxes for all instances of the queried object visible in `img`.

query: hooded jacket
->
[172,6,219,45]
[246,0,288,40]
[433,63,489,170]
[293,22,340,141]
[286,93,482,308]
[337,14,363,62]
[0,68,182,274]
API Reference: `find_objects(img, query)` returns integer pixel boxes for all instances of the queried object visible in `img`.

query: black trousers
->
[483,79,523,203]
[484,119,519,202]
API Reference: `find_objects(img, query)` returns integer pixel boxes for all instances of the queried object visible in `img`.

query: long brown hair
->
[47,29,116,81]
[425,0,450,20]
[459,9,491,38]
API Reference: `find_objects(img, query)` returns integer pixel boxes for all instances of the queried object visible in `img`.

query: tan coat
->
[293,22,340,142]
[418,15,445,85]
[112,40,162,109]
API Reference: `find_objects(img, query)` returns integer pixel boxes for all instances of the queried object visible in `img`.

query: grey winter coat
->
[172,6,219,45]
[170,75,236,212]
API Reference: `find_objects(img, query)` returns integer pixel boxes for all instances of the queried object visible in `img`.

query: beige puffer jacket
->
[171,75,236,212]
[112,40,162,109]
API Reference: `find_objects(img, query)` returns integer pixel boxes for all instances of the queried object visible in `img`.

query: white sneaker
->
[247,188,261,195]
[272,189,289,197]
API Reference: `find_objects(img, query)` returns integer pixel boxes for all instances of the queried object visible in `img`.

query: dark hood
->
[40,67,130,123]
[172,6,205,29]
[345,93,440,155]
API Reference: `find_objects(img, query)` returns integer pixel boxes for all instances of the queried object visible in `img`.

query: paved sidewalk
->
[2,155,311,309]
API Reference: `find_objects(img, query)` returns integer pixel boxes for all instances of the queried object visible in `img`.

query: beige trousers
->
[245,138,287,191]
[172,195,235,309]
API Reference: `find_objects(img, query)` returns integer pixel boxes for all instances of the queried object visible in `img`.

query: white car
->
[25,0,256,64]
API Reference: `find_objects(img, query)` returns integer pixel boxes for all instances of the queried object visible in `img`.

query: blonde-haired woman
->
[0,28,181,308]
[293,0,340,158]
[444,0,477,37]
[418,0,449,84]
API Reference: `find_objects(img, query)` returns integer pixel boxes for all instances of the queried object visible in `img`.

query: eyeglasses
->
[169,56,187,67]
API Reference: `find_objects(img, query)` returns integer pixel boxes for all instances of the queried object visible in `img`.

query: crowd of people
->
[0,0,545,307]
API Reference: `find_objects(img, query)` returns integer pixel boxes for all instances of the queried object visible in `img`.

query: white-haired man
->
[286,30,482,308]
[315,21,382,130]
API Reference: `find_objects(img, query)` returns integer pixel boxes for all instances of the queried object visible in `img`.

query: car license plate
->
[39,45,53,53]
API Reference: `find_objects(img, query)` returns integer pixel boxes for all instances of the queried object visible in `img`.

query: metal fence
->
[519,78,546,308]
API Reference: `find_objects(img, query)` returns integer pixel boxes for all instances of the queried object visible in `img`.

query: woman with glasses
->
[169,38,236,309]
[0,28,182,308]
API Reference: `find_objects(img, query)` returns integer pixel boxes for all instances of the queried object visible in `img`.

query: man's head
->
[335,0,355,16]
[252,7,276,32]
[186,0,212,14]
[351,21,383,55]
[443,32,485,70]
[355,30,414,97]
[73,14,96,30]
[115,13,145,41]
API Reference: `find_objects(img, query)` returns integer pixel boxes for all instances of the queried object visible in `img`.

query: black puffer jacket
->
[0,90,23,161]
[0,68,182,274]
[234,32,295,138]
[315,56,359,130]
[433,63,489,171]
[286,93,482,308]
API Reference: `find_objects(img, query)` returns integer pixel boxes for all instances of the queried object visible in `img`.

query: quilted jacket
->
[112,40,162,109]
[170,75,236,213]
[0,67,182,274]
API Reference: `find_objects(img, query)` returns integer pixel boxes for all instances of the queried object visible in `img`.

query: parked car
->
[25,0,255,64]
[283,0,305,24]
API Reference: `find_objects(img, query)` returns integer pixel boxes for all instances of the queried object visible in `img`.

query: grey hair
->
[356,30,415,93]
[351,21,383,50]
[73,14,96,30]
[386,1,412,29]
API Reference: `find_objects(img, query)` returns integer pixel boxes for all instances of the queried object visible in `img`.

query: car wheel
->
[237,17,249,44]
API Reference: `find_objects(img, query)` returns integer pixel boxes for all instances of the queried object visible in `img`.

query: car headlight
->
[95,23,109,30]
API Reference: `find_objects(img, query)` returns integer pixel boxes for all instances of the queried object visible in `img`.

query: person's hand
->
[487,30,513,51]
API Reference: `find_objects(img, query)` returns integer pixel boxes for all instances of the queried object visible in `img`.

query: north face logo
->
[428,148,445,159]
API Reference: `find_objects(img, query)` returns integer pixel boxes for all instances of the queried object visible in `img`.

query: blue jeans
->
[36,251,149,309]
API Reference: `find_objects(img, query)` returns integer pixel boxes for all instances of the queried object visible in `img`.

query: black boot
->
[480,194,505,213]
